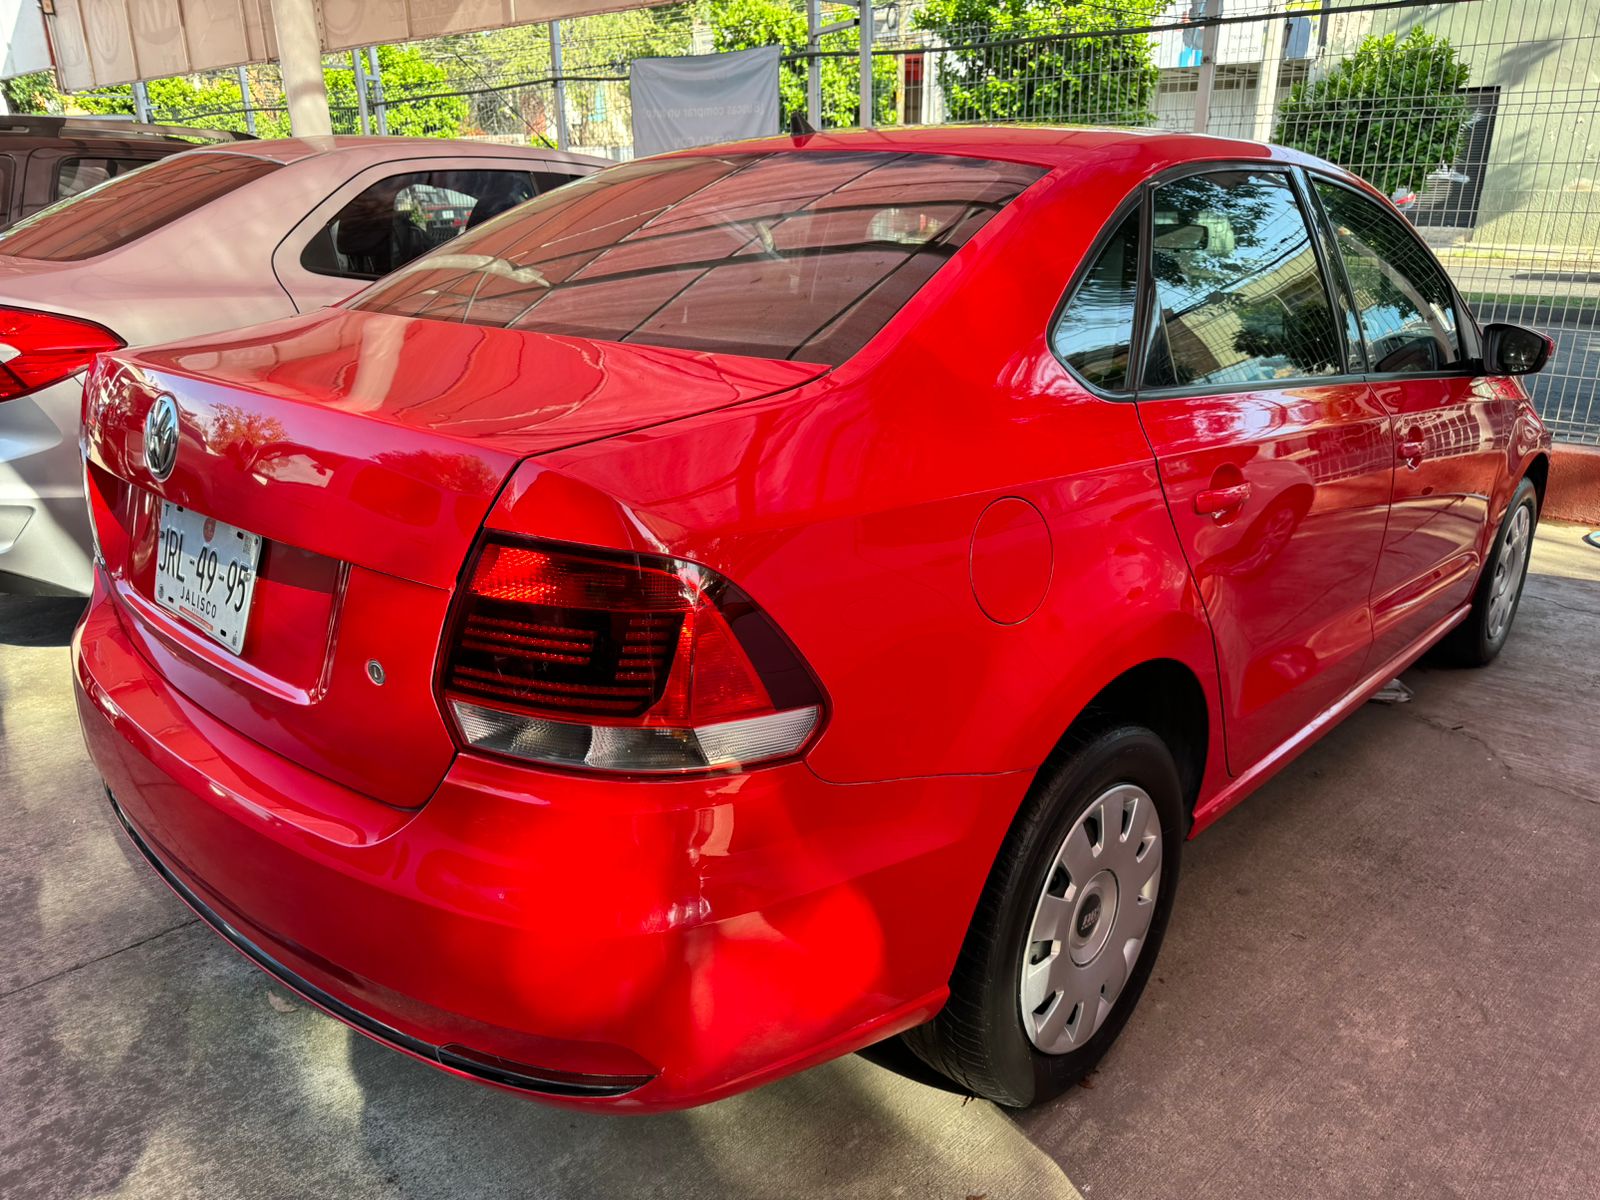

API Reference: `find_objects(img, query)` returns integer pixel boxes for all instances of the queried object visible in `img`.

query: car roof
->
[669,124,1346,178]
[0,115,253,146]
[177,135,607,172]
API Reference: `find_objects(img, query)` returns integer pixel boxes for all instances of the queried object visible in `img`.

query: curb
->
[1546,443,1600,524]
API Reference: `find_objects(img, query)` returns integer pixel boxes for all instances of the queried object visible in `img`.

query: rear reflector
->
[442,537,823,774]
[452,700,819,774]
[0,306,122,402]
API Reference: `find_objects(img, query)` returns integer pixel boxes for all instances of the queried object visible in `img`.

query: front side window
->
[1144,170,1343,389]
[57,156,154,201]
[301,169,540,280]
[1053,209,1141,390]
[351,151,1045,366]
[0,152,280,262]
[1313,180,1462,374]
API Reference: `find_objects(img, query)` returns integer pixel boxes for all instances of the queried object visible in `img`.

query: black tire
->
[901,723,1185,1107]
[1433,476,1539,667]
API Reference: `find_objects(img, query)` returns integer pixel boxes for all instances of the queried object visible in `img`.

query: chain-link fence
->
[73,0,1600,442]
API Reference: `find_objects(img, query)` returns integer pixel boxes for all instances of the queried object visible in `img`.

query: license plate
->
[154,501,262,654]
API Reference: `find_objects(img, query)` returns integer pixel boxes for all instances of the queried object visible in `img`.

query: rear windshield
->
[351,151,1045,366]
[0,152,280,262]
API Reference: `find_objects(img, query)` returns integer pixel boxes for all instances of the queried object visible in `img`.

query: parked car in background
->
[0,115,254,230]
[73,127,1552,1112]
[0,136,603,595]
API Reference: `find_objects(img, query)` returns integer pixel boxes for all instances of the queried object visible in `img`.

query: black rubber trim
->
[108,790,654,1099]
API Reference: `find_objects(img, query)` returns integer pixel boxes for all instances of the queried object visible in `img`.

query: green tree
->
[1274,27,1470,197]
[708,0,896,128]
[2,70,64,113]
[3,45,464,139]
[910,0,1164,125]
[325,45,466,137]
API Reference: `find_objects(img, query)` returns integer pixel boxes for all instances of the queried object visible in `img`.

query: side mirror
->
[1483,323,1554,376]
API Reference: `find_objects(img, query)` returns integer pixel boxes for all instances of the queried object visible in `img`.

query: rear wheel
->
[903,724,1185,1107]
[1435,476,1539,667]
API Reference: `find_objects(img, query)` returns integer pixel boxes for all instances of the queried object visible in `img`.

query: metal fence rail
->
[123,0,1600,442]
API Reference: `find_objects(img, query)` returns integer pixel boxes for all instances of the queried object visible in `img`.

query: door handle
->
[1194,482,1251,516]
[1398,428,1426,469]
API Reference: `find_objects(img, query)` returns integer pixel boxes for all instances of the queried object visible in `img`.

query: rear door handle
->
[1398,425,1426,468]
[1194,482,1251,516]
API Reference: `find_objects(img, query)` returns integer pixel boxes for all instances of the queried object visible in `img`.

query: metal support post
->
[858,0,874,129]
[551,21,569,151]
[237,66,256,135]
[367,47,388,136]
[1192,0,1222,134]
[353,51,371,135]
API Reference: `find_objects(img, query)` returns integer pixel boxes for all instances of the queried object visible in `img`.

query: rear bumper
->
[74,570,1025,1110]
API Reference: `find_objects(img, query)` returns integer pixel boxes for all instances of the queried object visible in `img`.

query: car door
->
[272,161,553,312]
[1129,166,1392,774]
[1308,177,1510,665]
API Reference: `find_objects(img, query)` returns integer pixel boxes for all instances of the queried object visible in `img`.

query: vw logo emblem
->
[143,393,179,481]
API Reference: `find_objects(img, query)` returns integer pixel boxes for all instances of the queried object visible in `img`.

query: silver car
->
[0,136,603,595]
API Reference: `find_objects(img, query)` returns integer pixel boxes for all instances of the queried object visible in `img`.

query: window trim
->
[1301,168,1483,379]
[0,154,13,228]
[1133,162,1362,401]
[1045,186,1149,398]
[1290,166,1366,375]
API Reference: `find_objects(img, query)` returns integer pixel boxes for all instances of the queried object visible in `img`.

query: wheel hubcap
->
[1020,783,1162,1055]
[1487,503,1531,642]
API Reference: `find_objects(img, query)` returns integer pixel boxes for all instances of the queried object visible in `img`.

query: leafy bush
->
[910,0,1164,125]
[1275,27,1470,197]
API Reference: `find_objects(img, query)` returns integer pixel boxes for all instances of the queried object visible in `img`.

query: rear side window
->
[56,156,155,201]
[1144,170,1343,389]
[352,151,1045,366]
[0,153,279,262]
[1053,209,1141,390]
[301,169,539,281]
[1313,180,1462,374]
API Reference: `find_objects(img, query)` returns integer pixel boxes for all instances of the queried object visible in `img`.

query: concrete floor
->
[2,525,1596,1199]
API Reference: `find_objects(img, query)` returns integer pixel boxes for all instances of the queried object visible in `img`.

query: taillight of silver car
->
[0,306,123,401]
[441,536,824,774]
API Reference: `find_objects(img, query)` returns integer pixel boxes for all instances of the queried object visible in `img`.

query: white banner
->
[630,46,781,158]
[0,0,53,80]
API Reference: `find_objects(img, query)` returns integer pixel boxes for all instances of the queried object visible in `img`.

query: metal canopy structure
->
[41,0,676,134]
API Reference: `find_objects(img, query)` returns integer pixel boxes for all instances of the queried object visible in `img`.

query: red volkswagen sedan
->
[74,127,1552,1111]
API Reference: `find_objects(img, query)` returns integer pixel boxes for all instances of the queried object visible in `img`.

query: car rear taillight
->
[0,306,123,401]
[442,536,824,774]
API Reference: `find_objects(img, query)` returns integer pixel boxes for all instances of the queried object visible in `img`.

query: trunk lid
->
[84,307,825,807]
